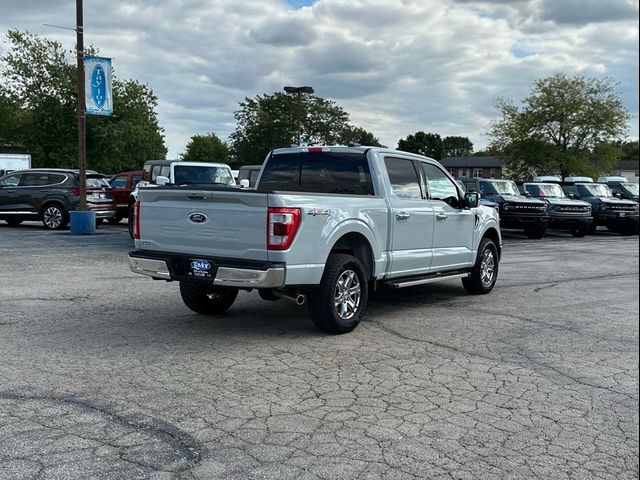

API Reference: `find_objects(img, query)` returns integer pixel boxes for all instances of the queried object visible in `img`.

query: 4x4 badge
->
[188,212,208,224]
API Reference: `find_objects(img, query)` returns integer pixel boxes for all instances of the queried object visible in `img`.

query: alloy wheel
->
[43,206,62,229]
[334,270,361,320]
[480,249,495,286]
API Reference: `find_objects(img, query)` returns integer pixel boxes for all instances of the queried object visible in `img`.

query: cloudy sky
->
[1,0,638,157]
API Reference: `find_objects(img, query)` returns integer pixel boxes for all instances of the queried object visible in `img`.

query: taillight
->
[267,207,301,250]
[70,188,80,197]
[133,201,141,240]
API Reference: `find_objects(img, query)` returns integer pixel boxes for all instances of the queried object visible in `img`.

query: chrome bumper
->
[128,255,286,288]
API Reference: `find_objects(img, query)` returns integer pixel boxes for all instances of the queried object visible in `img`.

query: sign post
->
[76,0,86,211]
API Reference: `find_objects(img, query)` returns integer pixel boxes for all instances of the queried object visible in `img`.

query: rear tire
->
[570,223,589,238]
[5,218,23,226]
[41,203,68,230]
[524,224,546,239]
[307,254,369,334]
[462,238,498,295]
[108,215,123,225]
[179,282,238,315]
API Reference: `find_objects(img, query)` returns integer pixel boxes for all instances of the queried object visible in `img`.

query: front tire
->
[570,223,590,238]
[462,237,499,295]
[41,203,68,230]
[179,282,238,315]
[524,224,546,239]
[307,254,369,334]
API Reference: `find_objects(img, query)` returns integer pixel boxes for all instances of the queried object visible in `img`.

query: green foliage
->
[488,73,630,179]
[397,132,444,160]
[0,30,167,173]
[338,126,384,147]
[229,92,379,165]
[181,132,229,163]
[443,136,473,157]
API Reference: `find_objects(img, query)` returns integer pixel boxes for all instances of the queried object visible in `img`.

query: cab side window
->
[384,158,422,199]
[421,163,460,207]
[110,176,127,189]
[0,174,21,187]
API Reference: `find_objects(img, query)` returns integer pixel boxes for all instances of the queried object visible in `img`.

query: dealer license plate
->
[189,259,214,278]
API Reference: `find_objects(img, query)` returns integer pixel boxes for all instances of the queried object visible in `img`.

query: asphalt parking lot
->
[0,223,638,480]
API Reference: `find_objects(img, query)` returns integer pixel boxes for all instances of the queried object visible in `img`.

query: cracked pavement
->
[0,223,638,479]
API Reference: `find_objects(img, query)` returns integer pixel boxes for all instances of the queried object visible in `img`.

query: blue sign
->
[85,56,113,116]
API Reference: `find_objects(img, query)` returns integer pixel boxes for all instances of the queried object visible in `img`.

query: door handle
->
[395,212,410,220]
[436,213,448,221]
[40,190,49,193]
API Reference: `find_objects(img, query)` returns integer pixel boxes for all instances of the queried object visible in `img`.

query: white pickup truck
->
[129,146,501,333]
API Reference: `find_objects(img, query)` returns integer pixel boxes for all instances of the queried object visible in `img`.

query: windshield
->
[525,183,565,198]
[622,183,639,195]
[173,165,235,185]
[576,183,613,198]
[479,180,520,196]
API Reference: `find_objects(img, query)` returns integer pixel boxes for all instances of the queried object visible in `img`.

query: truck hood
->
[497,195,546,205]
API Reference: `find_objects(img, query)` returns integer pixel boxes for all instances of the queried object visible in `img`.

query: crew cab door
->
[384,157,434,277]
[419,163,474,270]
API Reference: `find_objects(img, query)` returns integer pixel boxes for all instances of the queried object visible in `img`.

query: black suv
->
[520,182,592,237]
[561,181,638,235]
[463,178,549,238]
[0,169,116,229]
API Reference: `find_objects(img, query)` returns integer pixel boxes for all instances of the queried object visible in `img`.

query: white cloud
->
[1,0,637,158]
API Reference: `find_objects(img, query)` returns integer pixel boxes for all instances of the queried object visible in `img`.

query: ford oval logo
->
[91,64,107,108]
[188,212,208,224]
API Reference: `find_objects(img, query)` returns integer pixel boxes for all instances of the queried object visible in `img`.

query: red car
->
[109,170,144,224]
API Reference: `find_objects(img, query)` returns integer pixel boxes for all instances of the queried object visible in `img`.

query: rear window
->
[258,152,374,195]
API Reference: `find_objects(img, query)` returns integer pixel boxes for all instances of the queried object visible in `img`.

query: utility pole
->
[284,86,314,145]
[76,0,87,210]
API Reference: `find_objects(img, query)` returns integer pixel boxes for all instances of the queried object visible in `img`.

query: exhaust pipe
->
[273,290,306,306]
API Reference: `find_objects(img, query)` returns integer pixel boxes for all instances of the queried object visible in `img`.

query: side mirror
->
[239,179,250,188]
[568,193,576,199]
[523,191,531,197]
[464,192,480,208]
[156,175,170,186]
[614,192,622,198]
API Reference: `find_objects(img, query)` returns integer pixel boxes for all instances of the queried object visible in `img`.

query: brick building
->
[439,156,505,179]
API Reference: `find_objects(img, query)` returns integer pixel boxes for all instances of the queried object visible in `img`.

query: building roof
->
[439,156,505,168]
[616,160,639,171]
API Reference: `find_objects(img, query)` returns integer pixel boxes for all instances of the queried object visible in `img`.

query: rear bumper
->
[128,251,286,288]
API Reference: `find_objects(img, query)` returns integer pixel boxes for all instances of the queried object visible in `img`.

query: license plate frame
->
[189,258,215,278]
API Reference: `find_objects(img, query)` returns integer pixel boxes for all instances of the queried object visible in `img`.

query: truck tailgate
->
[137,188,269,261]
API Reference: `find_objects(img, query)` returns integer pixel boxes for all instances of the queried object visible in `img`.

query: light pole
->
[284,86,314,145]
[76,0,87,210]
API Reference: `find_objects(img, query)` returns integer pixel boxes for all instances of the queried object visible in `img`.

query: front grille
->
[556,206,589,213]
[602,204,637,212]
[508,204,546,211]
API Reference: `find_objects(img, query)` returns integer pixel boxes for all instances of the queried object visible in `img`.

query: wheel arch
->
[328,231,375,280]
[482,227,501,260]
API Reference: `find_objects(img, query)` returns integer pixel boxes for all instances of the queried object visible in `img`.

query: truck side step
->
[383,271,470,289]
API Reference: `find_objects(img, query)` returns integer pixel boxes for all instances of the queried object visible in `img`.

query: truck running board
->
[383,271,470,289]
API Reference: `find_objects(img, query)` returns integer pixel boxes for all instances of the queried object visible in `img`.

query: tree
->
[181,132,229,163]
[338,126,384,147]
[229,92,378,165]
[397,132,444,160]
[488,73,630,179]
[0,30,167,172]
[443,136,473,157]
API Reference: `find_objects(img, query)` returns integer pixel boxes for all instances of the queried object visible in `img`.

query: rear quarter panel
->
[268,193,389,285]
